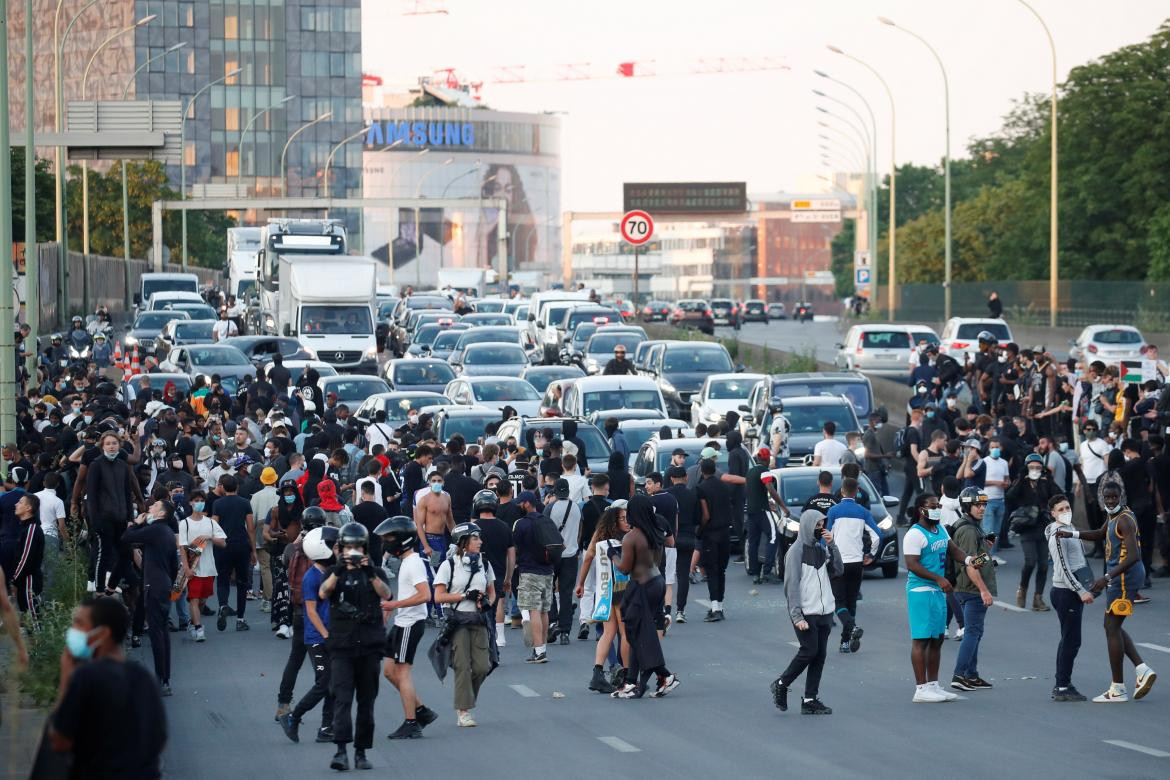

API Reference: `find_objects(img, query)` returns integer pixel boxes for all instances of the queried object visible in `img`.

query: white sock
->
[927,680,939,689]
[496,622,505,635]
[520,609,531,621]
[535,644,546,655]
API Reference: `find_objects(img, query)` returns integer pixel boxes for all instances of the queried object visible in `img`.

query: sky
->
[362,0,1170,211]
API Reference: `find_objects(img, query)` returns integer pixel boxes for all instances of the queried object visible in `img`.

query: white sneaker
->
[188,624,199,641]
[496,633,506,648]
[456,710,477,727]
[1093,687,1129,702]
[992,556,1007,566]
[913,686,948,703]
[195,626,206,642]
[1135,665,1157,700]
[86,580,96,593]
[275,624,292,639]
[260,600,271,613]
[931,682,959,701]
[955,627,965,641]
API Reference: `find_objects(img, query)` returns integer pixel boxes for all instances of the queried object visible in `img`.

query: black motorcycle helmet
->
[373,515,417,557]
[958,486,989,518]
[301,505,327,531]
[338,522,369,552]
[976,330,998,347]
[471,488,499,517]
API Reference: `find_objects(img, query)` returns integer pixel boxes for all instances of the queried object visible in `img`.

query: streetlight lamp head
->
[878,16,896,26]
[319,110,333,120]
[280,94,296,104]
[813,69,830,78]
[812,89,826,97]
[826,45,843,55]
[441,158,454,166]
[167,42,189,53]
[816,106,829,114]
[135,13,158,26]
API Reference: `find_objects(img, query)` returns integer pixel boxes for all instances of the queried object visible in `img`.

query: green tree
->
[830,219,856,297]
[1146,203,1170,283]
[8,149,56,243]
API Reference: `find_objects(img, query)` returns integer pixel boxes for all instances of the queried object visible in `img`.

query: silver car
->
[835,325,915,376]
[452,342,531,377]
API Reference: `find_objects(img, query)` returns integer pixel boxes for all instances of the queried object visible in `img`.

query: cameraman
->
[318,523,391,772]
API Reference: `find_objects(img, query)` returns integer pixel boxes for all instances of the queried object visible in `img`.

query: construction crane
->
[402,1,448,15]
[430,56,790,101]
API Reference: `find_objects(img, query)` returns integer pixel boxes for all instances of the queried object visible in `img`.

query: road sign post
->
[620,209,654,306]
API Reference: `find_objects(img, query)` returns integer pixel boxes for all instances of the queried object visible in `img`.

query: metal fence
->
[30,244,220,331]
[874,280,1170,329]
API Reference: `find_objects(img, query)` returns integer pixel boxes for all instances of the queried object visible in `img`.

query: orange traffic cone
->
[130,345,141,376]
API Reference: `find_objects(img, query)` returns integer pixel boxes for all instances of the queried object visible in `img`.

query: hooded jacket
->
[783,509,843,624]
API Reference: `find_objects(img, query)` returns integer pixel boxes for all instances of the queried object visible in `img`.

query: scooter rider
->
[318,523,391,771]
[68,316,92,353]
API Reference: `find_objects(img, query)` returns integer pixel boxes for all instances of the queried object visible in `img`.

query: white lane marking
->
[509,684,539,698]
[787,641,799,648]
[1137,642,1170,654]
[992,600,1029,613]
[598,736,641,753]
[1103,740,1170,758]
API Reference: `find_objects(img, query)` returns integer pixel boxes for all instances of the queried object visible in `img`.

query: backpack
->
[531,512,566,565]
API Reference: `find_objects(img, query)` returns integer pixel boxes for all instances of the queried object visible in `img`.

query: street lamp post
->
[118,41,187,307]
[236,94,295,198]
[53,0,101,246]
[279,111,333,198]
[879,17,952,320]
[827,45,897,321]
[1017,0,1059,327]
[323,125,375,199]
[817,104,874,280]
[414,156,454,287]
[181,67,244,270]
[25,0,38,383]
[439,167,496,268]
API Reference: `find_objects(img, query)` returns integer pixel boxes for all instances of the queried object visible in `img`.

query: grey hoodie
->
[783,509,843,624]
[1045,521,1090,596]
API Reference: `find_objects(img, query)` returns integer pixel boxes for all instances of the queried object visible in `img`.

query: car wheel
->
[882,562,899,579]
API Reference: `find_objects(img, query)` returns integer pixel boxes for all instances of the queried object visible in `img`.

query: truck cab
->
[225,226,263,302]
[253,218,347,332]
[135,272,200,311]
[280,256,378,374]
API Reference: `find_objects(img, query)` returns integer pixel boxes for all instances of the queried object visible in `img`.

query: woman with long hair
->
[575,503,631,694]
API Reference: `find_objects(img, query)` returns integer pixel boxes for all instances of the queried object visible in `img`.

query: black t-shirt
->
[121,521,178,592]
[667,484,699,545]
[269,364,291,391]
[352,500,387,563]
[52,658,167,779]
[402,461,425,512]
[579,496,608,550]
[696,475,732,533]
[498,499,525,532]
[1150,453,1170,508]
[802,492,838,516]
[212,494,253,547]
[477,515,513,586]
[744,463,771,514]
[900,426,921,462]
[445,473,481,523]
[649,491,679,536]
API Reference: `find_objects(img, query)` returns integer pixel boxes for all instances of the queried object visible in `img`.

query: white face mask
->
[1105,503,1123,515]
[1027,468,1042,480]
[998,355,1008,363]
[1055,511,1073,525]
[925,507,942,522]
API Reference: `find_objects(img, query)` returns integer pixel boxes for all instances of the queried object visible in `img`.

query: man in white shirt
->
[35,474,68,587]
[379,518,434,740]
[1077,420,1113,554]
[560,454,590,504]
[366,410,395,453]
[544,478,581,644]
[355,460,384,507]
[211,309,239,342]
[974,437,1010,552]
[813,421,848,467]
[178,493,228,642]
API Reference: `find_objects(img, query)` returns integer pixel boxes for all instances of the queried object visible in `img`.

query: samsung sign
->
[365,120,475,149]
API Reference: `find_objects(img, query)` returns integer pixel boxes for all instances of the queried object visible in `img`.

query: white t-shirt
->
[434,555,495,614]
[392,553,430,627]
[814,438,848,467]
[980,456,1010,500]
[355,477,383,506]
[563,473,590,504]
[212,319,238,341]
[35,489,66,539]
[179,515,227,578]
[1079,439,1113,484]
[366,422,394,452]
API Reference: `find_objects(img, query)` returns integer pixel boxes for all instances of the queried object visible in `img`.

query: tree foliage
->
[8,148,56,243]
[830,219,856,297]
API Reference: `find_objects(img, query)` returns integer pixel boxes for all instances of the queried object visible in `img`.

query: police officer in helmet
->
[318,522,391,771]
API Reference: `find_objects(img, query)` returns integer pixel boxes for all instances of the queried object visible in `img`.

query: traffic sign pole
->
[620,209,654,307]
[633,245,640,308]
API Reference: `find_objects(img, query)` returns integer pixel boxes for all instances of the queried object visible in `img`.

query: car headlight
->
[703,410,722,423]
[878,517,894,531]
[660,379,676,395]
[363,345,377,359]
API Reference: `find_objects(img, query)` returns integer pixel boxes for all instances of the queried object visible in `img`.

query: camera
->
[345,551,364,565]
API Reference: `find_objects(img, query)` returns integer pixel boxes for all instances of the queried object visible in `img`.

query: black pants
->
[1050,586,1083,689]
[830,562,864,643]
[701,530,730,603]
[674,543,695,612]
[143,590,171,685]
[1019,535,1047,594]
[745,511,776,577]
[279,608,307,705]
[779,613,832,699]
[897,462,919,522]
[330,652,380,749]
[215,545,253,618]
[548,554,579,632]
[92,521,126,592]
[293,644,334,729]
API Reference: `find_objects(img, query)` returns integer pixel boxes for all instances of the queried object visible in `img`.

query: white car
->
[1069,325,1147,362]
[689,372,764,427]
[443,376,542,417]
[938,318,1013,363]
[560,375,668,419]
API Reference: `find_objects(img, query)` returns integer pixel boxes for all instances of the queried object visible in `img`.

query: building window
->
[224,14,238,39]
[184,141,195,167]
[181,2,194,27]
[226,149,239,177]
[301,7,315,30]
[226,108,240,131]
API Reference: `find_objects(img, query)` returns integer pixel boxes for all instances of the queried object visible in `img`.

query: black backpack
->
[531,511,566,565]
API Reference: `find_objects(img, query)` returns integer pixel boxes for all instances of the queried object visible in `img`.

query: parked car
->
[630,436,730,491]
[164,303,219,322]
[740,371,876,427]
[582,329,647,375]
[640,300,672,322]
[938,317,1013,363]
[835,324,916,376]
[452,342,532,377]
[560,375,669,419]
[494,416,612,473]
[154,319,216,353]
[383,358,457,394]
[450,326,541,365]
[618,418,691,453]
[766,302,787,320]
[741,299,768,323]
[538,378,580,418]
[443,376,542,417]
[460,312,515,328]
[124,310,189,350]
[648,341,739,419]
[469,299,507,314]
[352,391,452,428]
[318,374,391,408]
[1069,325,1148,362]
[690,372,765,427]
[587,408,666,426]
[148,291,205,311]
[747,395,861,466]
[670,299,714,335]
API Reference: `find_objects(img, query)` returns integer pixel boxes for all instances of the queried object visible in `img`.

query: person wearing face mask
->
[251,467,282,614]
[903,493,988,703]
[969,436,1010,553]
[1045,494,1094,701]
[85,433,146,596]
[862,410,896,497]
[121,500,180,695]
[1007,454,1057,611]
[48,595,166,773]
[178,489,226,643]
[158,452,194,496]
[946,488,996,692]
[1065,479,1157,702]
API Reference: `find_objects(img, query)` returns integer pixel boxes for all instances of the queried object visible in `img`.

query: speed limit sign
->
[620,210,654,246]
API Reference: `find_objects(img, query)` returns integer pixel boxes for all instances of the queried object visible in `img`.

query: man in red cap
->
[745,447,785,584]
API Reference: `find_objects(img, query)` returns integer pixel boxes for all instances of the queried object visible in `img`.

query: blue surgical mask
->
[65,627,95,660]
[192,501,205,512]
[284,494,295,504]
[83,415,93,424]
[430,482,443,494]
[926,411,935,419]
[103,451,118,461]
[990,448,1001,459]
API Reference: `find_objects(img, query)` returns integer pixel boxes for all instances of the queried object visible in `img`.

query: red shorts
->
[188,576,215,600]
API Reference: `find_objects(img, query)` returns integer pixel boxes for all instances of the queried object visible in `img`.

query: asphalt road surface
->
[154,543,1170,778]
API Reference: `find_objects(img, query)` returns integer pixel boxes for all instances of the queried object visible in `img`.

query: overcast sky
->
[363,0,1169,211]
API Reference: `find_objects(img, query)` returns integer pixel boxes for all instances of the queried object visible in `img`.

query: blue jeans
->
[982,499,1005,548]
[953,591,988,679]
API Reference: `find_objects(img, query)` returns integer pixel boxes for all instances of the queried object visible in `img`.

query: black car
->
[640,300,672,322]
[742,371,875,423]
[758,395,861,466]
[709,298,741,328]
[520,364,585,394]
[649,341,739,419]
[670,299,714,335]
[742,299,768,323]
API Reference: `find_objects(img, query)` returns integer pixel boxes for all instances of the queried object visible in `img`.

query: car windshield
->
[711,300,732,308]
[465,314,512,326]
[188,347,250,367]
[458,329,519,348]
[474,300,506,313]
[678,301,707,312]
[582,389,661,414]
[142,279,197,299]
[465,345,526,365]
[472,380,539,401]
[135,312,183,329]
[663,347,732,373]
[910,331,940,346]
[412,324,443,346]
[587,333,645,354]
[1094,329,1141,345]
[956,322,1012,340]
[441,413,500,441]
[545,303,576,327]
[301,305,372,335]
[782,403,857,434]
[523,422,609,458]
[382,395,449,422]
[524,367,582,393]
[624,424,685,452]
[406,297,453,311]
[566,309,620,331]
[778,473,877,509]
[773,380,871,417]
[168,304,218,320]
[655,446,729,472]
[174,322,215,341]
[377,301,397,319]
[326,378,389,402]
[861,330,911,349]
[432,331,465,351]
[707,378,756,400]
[393,362,455,386]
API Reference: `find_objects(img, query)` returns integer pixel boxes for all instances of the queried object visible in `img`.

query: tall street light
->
[878,16,952,319]
[414,156,454,287]
[280,111,333,198]
[181,67,244,270]
[323,125,376,199]
[118,41,187,306]
[53,0,102,250]
[236,94,295,197]
[81,13,157,260]
[817,103,874,268]
[25,0,39,382]
[1017,0,1059,327]
[827,45,897,321]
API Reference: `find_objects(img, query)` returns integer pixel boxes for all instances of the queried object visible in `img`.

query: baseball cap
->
[756,446,772,460]
[964,438,982,450]
[700,446,718,460]
[260,467,278,485]
[516,490,539,507]
[672,447,687,457]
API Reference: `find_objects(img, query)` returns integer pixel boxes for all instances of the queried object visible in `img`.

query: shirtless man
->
[415,472,454,568]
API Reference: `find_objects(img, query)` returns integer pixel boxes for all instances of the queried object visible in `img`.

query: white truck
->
[225,226,263,302]
[437,267,495,298]
[134,272,200,311]
[278,255,379,374]
[253,218,348,334]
